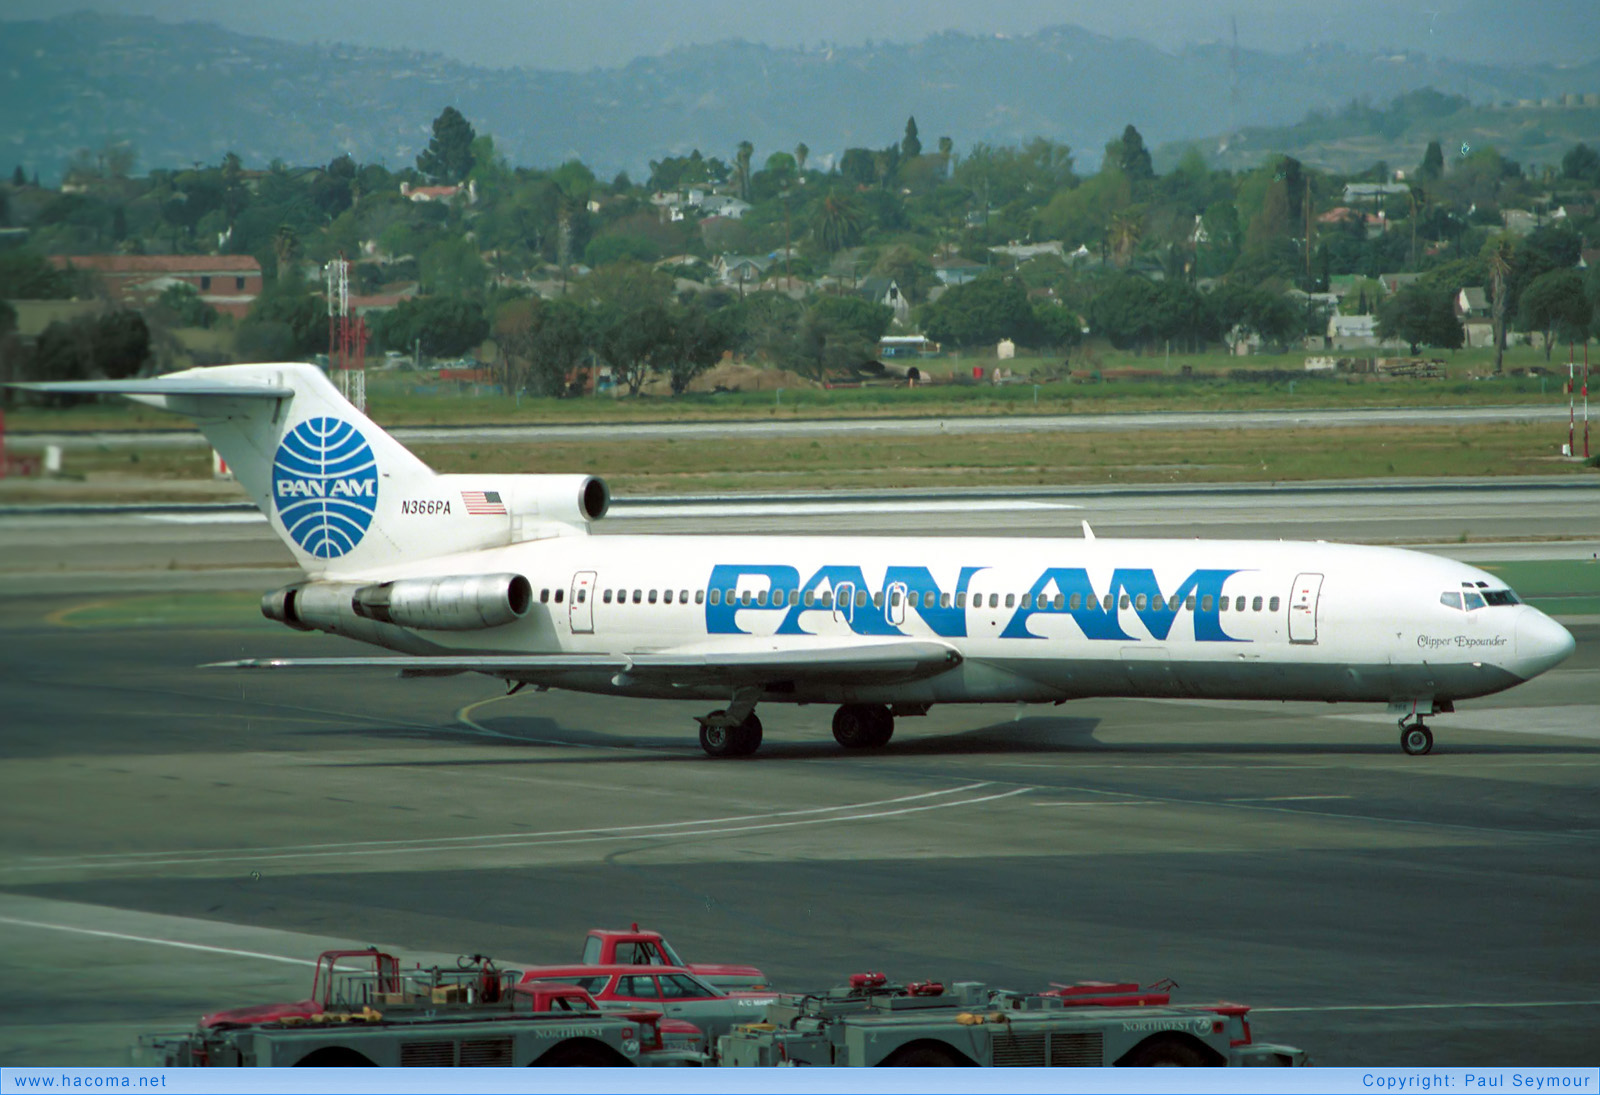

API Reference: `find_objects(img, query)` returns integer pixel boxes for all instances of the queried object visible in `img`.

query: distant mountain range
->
[4,12,1599,182]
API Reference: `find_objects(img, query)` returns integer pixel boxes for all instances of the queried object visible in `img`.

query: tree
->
[813,194,864,253]
[661,301,734,395]
[1107,210,1143,268]
[1486,237,1514,374]
[872,246,935,306]
[1419,140,1445,181]
[1116,125,1154,181]
[272,224,299,278]
[1376,284,1464,354]
[418,236,487,297]
[789,296,889,381]
[922,275,1036,347]
[1088,274,1163,350]
[735,140,754,202]
[592,302,672,395]
[495,296,585,397]
[240,282,328,357]
[416,107,477,183]
[375,295,486,360]
[0,249,76,299]
[838,148,877,187]
[1561,142,1600,184]
[902,116,922,160]
[10,166,23,187]
[26,311,150,385]
[154,283,217,329]
[794,142,809,173]
[1518,269,1591,360]
[1210,284,1303,350]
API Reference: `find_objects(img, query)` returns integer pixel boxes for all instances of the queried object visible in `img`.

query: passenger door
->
[569,571,596,634]
[1288,572,1324,644]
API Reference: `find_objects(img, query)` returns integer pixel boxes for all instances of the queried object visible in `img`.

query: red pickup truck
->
[581,926,770,991]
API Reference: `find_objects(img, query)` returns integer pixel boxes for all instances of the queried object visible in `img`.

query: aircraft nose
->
[1515,610,1576,678]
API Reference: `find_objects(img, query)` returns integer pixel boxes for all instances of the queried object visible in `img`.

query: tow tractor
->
[717,973,1308,1068]
[136,948,701,1068]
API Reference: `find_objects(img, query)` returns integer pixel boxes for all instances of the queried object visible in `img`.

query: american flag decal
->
[461,490,506,515]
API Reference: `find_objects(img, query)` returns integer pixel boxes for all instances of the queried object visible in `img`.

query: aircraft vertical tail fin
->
[13,363,436,575]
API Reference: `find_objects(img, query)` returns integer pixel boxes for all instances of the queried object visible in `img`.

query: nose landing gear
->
[1398,714,1434,756]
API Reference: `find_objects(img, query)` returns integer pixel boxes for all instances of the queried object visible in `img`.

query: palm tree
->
[272,224,299,279]
[1108,211,1142,268]
[1487,238,1514,374]
[735,140,754,201]
[794,142,809,174]
[814,194,862,254]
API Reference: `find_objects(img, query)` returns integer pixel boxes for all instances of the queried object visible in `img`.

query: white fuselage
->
[329,533,1571,709]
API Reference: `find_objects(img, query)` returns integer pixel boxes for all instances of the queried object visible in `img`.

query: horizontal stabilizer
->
[206,640,962,687]
[10,378,292,399]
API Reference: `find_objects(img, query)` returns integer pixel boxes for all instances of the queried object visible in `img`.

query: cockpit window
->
[1482,590,1520,606]
[1462,591,1486,611]
[1439,592,1463,610]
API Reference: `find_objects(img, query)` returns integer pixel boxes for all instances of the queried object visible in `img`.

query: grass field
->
[3,342,1590,433]
[6,422,1592,501]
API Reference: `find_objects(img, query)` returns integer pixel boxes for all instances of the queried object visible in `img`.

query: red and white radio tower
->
[325,253,367,411]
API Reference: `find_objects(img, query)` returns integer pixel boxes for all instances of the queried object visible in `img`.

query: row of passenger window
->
[540,585,1282,614]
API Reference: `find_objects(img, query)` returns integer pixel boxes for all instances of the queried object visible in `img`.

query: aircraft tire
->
[864,704,894,747]
[1400,722,1434,756]
[832,705,872,748]
[699,714,737,757]
[731,713,763,756]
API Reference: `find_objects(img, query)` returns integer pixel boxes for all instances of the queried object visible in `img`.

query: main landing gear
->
[697,711,763,758]
[1398,713,1434,756]
[832,704,894,749]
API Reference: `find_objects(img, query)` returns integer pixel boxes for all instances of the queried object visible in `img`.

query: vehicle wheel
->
[832,705,871,748]
[883,1044,966,1066]
[699,714,737,758]
[294,1047,375,1066]
[1400,723,1434,756]
[533,1041,625,1066]
[731,713,763,757]
[864,704,894,747]
[1124,1036,1211,1067]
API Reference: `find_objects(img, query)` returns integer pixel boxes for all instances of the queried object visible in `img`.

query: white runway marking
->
[1227,795,1353,802]
[0,915,313,967]
[140,512,265,524]
[611,500,1079,518]
[15,784,1029,873]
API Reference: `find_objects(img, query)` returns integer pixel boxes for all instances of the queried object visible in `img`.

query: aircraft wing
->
[206,641,961,687]
[10,378,293,399]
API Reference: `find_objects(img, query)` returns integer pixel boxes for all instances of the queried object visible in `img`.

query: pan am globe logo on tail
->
[271,417,379,559]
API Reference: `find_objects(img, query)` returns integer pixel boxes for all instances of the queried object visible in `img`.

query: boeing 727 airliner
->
[19,363,1575,757]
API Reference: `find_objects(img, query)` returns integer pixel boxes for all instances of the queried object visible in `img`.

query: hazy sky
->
[8,0,1595,70]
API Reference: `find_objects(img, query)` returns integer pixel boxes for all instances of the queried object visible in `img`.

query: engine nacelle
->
[351,573,533,631]
[510,474,609,527]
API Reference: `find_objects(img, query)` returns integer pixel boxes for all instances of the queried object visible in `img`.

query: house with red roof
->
[49,254,263,319]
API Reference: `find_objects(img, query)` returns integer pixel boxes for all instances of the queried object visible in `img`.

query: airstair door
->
[570,571,596,634]
[1288,572,1323,644]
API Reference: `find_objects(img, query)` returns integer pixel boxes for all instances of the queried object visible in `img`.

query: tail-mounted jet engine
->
[262,573,533,633]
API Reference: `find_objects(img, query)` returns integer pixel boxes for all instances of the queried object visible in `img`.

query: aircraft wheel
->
[731,713,763,757]
[834,704,892,749]
[699,714,736,757]
[1400,722,1434,756]
[832,705,871,748]
[864,704,895,747]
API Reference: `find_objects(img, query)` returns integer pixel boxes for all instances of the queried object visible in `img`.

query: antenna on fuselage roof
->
[1082,520,1096,541]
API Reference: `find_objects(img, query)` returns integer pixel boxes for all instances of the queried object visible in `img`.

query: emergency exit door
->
[1288,572,1323,644]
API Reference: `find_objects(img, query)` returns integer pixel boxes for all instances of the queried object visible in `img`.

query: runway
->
[0,489,1595,1068]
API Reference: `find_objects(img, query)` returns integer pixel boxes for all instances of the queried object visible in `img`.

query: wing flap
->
[206,641,961,687]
